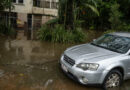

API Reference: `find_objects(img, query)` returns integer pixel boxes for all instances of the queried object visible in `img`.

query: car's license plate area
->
[61,64,68,72]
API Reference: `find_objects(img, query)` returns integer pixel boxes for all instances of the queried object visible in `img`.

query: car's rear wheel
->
[103,70,123,89]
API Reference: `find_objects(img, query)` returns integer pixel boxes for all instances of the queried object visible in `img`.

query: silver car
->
[60,32,130,89]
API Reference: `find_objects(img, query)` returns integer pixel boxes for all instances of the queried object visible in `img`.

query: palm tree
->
[58,0,99,30]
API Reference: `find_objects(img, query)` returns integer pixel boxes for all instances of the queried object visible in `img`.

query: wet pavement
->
[0,36,130,90]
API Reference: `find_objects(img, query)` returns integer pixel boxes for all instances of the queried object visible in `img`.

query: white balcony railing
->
[33,0,58,9]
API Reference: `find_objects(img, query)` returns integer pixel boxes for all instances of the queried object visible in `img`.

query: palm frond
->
[85,4,99,16]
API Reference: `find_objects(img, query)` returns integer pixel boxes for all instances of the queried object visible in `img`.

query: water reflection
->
[0,37,130,90]
[0,38,74,65]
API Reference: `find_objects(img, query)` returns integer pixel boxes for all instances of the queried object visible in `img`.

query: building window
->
[12,0,16,3]
[18,0,23,3]
[33,0,41,7]
[12,0,24,4]
[51,0,58,9]
[51,1,58,9]
[43,1,50,8]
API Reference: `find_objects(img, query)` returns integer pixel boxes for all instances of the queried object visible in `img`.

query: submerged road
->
[0,37,130,90]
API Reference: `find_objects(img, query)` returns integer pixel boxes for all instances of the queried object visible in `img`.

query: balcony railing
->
[33,0,58,9]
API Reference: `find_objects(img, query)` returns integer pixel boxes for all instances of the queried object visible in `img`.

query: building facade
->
[2,0,58,39]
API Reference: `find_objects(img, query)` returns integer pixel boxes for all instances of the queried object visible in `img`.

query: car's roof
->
[110,32,130,38]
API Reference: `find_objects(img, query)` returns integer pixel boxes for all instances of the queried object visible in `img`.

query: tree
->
[64,0,74,30]
[0,0,14,26]
[0,0,13,11]
[58,0,99,30]
[0,0,6,11]
[109,2,122,30]
[118,0,130,23]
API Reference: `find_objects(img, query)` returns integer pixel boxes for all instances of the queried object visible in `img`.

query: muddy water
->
[0,37,130,90]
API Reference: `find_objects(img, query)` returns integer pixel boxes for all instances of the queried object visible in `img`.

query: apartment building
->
[1,0,58,39]
[14,0,57,24]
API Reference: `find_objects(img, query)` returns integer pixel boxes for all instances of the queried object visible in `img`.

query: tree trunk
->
[65,0,74,30]
[8,6,11,26]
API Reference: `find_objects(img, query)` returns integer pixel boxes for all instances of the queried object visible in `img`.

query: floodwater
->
[0,36,130,90]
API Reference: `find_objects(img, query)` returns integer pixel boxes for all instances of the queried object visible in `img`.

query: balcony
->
[33,0,58,16]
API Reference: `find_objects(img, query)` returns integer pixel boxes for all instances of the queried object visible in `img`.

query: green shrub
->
[0,22,9,35]
[37,24,86,43]
[46,18,59,25]
[37,25,52,41]
[103,23,130,34]
[109,2,123,31]
[89,26,95,30]
[104,28,130,35]
[73,28,86,43]
[103,29,117,34]
[0,22,16,36]
[120,23,130,32]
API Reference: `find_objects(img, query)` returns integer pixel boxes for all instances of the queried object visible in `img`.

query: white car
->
[60,32,130,89]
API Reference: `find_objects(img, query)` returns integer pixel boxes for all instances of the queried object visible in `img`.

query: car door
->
[126,50,130,78]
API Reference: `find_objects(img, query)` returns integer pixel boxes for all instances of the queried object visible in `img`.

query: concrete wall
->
[44,8,58,16]
[11,0,58,16]
[32,7,58,16]
[42,15,54,24]
[32,7,44,14]
[17,13,27,22]
[17,13,27,28]
[12,0,33,13]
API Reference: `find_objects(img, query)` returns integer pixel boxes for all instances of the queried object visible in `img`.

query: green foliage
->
[104,27,130,35]
[119,23,130,32]
[37,25,52,41]
[85,4,99,16]
[76,0,130,31]
[45,18,59,25]
[103,29,117,34]
[37,24,86,43]
[74,20,84,28]
[58,0,99,30]
[0,22,16,36]
[109,2,122,30]
[73,28,86,43]
[89,26,95,30]
[0,0,14,11]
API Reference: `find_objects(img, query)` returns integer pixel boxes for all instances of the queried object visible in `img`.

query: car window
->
[92,34,130,53]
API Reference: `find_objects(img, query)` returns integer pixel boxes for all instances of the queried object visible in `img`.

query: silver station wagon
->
[60,32,130,89]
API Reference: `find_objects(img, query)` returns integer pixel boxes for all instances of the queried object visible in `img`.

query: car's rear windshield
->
[91,34,130,54]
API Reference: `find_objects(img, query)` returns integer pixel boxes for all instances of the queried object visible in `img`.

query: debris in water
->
[19,73,24,77]
[44,79,53,88]
[0,69,4,77]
